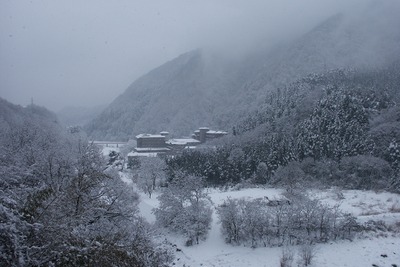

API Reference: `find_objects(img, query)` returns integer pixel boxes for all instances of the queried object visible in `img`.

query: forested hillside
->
[0,98,172,266]
[85,1,400,141]
[166,63,400,192]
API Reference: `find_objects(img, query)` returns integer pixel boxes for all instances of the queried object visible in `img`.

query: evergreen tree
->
[297,88,372,161]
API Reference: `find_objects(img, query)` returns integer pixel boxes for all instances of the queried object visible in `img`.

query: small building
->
[192,127,228,143]
[136,134,167,148]
[133,133,171,157]
[166,138,201,152]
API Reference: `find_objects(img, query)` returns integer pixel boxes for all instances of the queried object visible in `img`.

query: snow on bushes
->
[217,193,360,247]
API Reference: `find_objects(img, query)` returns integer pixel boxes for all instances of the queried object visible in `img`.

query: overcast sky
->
[0,0,364,112]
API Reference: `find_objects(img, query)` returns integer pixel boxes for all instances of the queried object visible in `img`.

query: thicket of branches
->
[129,156,167,199]
[153,173,212,246]
[0,99,172,266]
[217,194,359,248]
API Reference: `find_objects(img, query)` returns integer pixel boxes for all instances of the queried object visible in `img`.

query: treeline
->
[0,99,172,266]
[166,65,400,192]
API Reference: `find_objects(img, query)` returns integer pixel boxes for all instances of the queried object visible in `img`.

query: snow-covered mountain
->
[85,1,400,141]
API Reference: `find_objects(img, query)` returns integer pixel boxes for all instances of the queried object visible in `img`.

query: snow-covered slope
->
[137,186,400,267]
[85,50,245,140]
[85,0,400,141]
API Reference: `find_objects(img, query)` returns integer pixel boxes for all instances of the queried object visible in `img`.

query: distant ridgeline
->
[84,2,400,141]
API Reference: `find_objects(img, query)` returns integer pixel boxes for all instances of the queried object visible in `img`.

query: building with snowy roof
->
[192,127,228,143]
[166,138,201,152]
[135,133,167,149]
[130,128,227,159]
[132,133,171,156]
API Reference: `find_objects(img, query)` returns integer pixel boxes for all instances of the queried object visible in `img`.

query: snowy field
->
[136,186,400,267]
[104,145,400,267]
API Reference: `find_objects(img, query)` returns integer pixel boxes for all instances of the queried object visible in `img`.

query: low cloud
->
[0,0,368,110]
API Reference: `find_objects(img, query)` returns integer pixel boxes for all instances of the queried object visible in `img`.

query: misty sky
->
[0,0,364,111]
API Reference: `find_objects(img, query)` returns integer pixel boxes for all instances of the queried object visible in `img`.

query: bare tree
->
[154,173,212,245]
[298,243,317,267]
[280,246,294,267]
[135,157,167,198]
[272,161,305,193]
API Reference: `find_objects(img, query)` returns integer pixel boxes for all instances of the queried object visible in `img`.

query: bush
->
[298,243,316,267]
[217,194,357,247]
[280,246,294,267]
[339,155,392,189]
[272,161,305,193]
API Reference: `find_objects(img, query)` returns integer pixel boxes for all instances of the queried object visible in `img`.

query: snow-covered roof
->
[135,134,165,139]
[193,128,228,135]
[207,130,228,135]
[166,138,201,145]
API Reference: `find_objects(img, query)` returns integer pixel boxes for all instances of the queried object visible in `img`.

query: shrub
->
[339,155,392,189]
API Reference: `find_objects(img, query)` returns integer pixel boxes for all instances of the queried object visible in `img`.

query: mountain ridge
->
[85,1,400,141]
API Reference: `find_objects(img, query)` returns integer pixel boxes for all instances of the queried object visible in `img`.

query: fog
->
[0,0,365,111]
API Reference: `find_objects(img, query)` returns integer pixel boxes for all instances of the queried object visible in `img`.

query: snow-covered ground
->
[107,141,400,267]
[135,186,400,267]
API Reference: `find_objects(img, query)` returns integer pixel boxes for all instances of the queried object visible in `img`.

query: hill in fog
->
[56,105,106,127]
[85,1,400,141]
